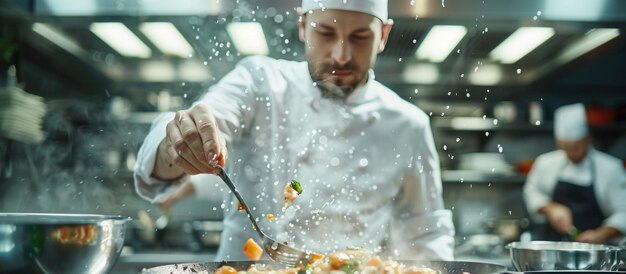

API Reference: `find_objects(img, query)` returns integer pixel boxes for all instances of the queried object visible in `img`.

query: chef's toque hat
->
[301,0,388,22]
[554,103,588,141]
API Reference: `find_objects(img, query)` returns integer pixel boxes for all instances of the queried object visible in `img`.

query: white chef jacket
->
[523,148,626,234]
[134,56,455,260]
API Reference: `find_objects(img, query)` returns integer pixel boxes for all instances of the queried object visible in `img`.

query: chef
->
[524,103,626,244]
[134,0,455,260]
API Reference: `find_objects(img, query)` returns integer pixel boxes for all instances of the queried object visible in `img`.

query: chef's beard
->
[309,61,367,101]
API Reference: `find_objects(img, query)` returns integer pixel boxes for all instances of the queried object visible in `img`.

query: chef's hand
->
[577,226,623,244]
[542,202,574,235]
[153,103,227,180]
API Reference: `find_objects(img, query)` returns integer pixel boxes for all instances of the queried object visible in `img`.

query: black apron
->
[535,157,606,241]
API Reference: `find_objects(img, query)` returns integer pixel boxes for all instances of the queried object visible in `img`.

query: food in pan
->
[227,247,438,274]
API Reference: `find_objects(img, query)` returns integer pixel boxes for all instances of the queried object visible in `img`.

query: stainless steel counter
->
[110,247,217,274]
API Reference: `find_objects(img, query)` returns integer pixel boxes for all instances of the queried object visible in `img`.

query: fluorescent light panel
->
[140,60,175,82]
[90,22,151,58]
[226,22,269,55]
[490,27,555,64]
[139,22,194,58]
[450,117,495,130]
[468,64,502,86]
[415,25,467,62]
[557,28,619,64]
[32,23,84,56]
[403,63,439,84]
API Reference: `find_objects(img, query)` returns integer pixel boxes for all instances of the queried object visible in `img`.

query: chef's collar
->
[559,150,594,184]
[345,69,376,105]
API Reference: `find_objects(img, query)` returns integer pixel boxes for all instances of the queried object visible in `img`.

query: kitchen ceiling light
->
[403,63,440,84]
[90,22,152,58]
[139,22,194,58]
[489,27,555,64]
[556,28,620,64]
[450,117,496,130]
[179,60,211,82]
[415,25,467,63]
[468,64,502,86]
[32,23,85,56]
[226,22,269,55]
[140,60,176,82]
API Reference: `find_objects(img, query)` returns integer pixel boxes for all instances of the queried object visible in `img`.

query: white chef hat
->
[554,103,588,141]
[301,0,389,22]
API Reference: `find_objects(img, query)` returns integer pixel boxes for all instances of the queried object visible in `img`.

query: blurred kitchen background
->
[1,0,625,272]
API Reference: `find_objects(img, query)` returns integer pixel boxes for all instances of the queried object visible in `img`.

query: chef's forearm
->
[151,138,185,181]
[537,202,559,215]
[597,225,623,241]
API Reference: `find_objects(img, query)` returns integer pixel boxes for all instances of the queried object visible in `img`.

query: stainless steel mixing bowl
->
[506,241,624,271]
[0,213,131,274]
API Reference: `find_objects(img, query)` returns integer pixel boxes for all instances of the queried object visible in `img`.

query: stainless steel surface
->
[191,220,222,248]
[140,260,507,274]
[506,241,624,271]
[501,271,626,274]
[217,168,309,267]
[0,213,130,274]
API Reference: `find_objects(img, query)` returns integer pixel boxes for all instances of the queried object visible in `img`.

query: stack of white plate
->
[0,86,46,144]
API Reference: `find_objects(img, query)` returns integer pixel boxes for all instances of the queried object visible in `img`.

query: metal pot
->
[140,260,507,274]
[506,241,624,271]
[0,213,131,274]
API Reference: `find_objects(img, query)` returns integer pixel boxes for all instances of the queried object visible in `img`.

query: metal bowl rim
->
[0,213,132,224]
[506,241,623,252]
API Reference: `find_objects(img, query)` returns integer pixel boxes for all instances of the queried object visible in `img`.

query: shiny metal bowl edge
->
[0,213,131,274]
[506,241,624,271]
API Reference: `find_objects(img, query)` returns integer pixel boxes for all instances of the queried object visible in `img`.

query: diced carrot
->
[237,201,245,211]
[75,226,86,244]
[215,265,238,274]
[309,252,325,264]
[59,227,71,244]
[242,238,263,261]
[266,214,274,221]
[366,255,382,267]
[85,225,97,243]
[329,252,350,269]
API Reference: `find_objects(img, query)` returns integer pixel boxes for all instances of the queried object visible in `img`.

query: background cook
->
[524,103,626,244]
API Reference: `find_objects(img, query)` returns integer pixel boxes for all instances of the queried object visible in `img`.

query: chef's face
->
[557,136,591,164]
[298,9,392,100]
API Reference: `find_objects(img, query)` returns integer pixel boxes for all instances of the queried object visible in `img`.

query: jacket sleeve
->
[133,112,185,203]
[388,118,455,260]
[602,164,626,234]
[133,58,260,203]
[523,156,554,222]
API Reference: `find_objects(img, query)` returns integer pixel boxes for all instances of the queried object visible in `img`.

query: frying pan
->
[140,260,507,274]
[501,271,626,274]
